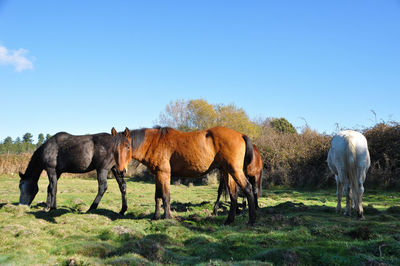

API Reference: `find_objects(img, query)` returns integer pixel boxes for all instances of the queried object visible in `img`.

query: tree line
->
[2,99,399,189]
[156,98,296,139]
[157,99,400,189]
[0,133,51,154]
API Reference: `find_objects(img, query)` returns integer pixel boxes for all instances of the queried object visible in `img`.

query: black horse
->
[19,128,132,214]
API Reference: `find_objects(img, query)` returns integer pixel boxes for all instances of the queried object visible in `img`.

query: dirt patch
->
[283,250,299,266]
[112,226,134,235]
[253,248,299,265]
[346,226,372,240]
[135,239,166,262]
[274,201,309,213]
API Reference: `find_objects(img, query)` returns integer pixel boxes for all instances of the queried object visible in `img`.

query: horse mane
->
[130,126,174,151]
[130,128,147,151]
[20,144,44,180]
[111,131,129,149]
[153,125,173,136]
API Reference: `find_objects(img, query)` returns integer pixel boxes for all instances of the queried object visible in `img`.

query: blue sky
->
[1,1,399,142]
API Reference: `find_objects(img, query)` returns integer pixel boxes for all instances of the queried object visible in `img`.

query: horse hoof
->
[44,207,51,212]
[119,208,127,215]
[88,203,98,212]
[152,214,161,220]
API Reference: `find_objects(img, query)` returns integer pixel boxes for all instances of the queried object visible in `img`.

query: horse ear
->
[124,127,130,138]
[111,127,117,136]
[19,171,24,179]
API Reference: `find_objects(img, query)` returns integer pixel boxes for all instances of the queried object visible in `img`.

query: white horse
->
[327,130,370,219]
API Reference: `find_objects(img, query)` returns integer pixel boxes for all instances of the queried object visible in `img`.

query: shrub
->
[364,122,400,189]
[254,124,331,188]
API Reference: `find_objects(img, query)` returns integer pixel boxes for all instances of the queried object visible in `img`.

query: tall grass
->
[0,153,32,177]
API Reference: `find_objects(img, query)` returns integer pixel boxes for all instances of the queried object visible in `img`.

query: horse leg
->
[112,167,127,215]
[225,174,238,225]
[88,169,108,212]
[153,171,171,219]
[213,172,226,215]
[249,175,258,210]
[45,168,59,211]
[356,168,366,220]
[153,178,163,220]
[343,181,352,217]
[241,197,247,213]
[335,174,344,214]
[230,170,256,226]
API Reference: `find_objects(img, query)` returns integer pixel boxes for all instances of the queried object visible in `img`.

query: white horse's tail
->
[346,135,358,212]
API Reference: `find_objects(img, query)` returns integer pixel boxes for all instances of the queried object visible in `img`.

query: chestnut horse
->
[213,144,263,215]
[129,126,256,225]
[19,128,132,214]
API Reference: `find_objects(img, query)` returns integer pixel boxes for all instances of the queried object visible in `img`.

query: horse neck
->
[23,148,44,181]
[130,128,156,162]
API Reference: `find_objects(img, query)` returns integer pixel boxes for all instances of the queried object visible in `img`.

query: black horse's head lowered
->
[18,127,132,214]
[19,172,39,205]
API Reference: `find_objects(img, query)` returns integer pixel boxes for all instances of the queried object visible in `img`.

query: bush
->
[270,118,297,134]
[254,125,331,188]
[364,122,400,189]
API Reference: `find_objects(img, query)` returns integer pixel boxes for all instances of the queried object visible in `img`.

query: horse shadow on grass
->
[174,200,388,233]
[170,200,211,212]
[25,201,138,223]
[28,208,72,223]
[17,200,213,223]
[0,202,9,208]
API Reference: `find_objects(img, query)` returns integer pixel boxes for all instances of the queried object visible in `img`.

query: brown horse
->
[129,126,256,225]
[213,144,263,215]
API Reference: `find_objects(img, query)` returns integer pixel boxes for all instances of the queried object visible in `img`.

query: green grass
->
[0,175,399,265]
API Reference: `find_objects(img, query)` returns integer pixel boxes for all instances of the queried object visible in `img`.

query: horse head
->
[111,127,132,173]
[18,172,39,206]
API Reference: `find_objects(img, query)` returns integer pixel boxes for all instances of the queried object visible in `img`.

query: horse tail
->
[242,135,253,173]
[222,174,229,201]
[346,135,358,207]
[258,167,263,198]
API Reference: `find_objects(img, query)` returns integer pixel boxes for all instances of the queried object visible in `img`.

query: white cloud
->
[0,45,34,71]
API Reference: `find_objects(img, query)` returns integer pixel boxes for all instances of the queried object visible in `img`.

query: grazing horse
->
[129,126,256,225]
[327,130,370,219]
[19,128,132,214]
[213,144,263,215]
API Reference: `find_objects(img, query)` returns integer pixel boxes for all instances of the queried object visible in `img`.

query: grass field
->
[0,175,399,265]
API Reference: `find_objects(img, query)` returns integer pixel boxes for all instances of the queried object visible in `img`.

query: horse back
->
[141,126,249,176]
[328,130,370,178]
[207,126,250,169]
[42,133,114,173]
[154,128,217,176]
